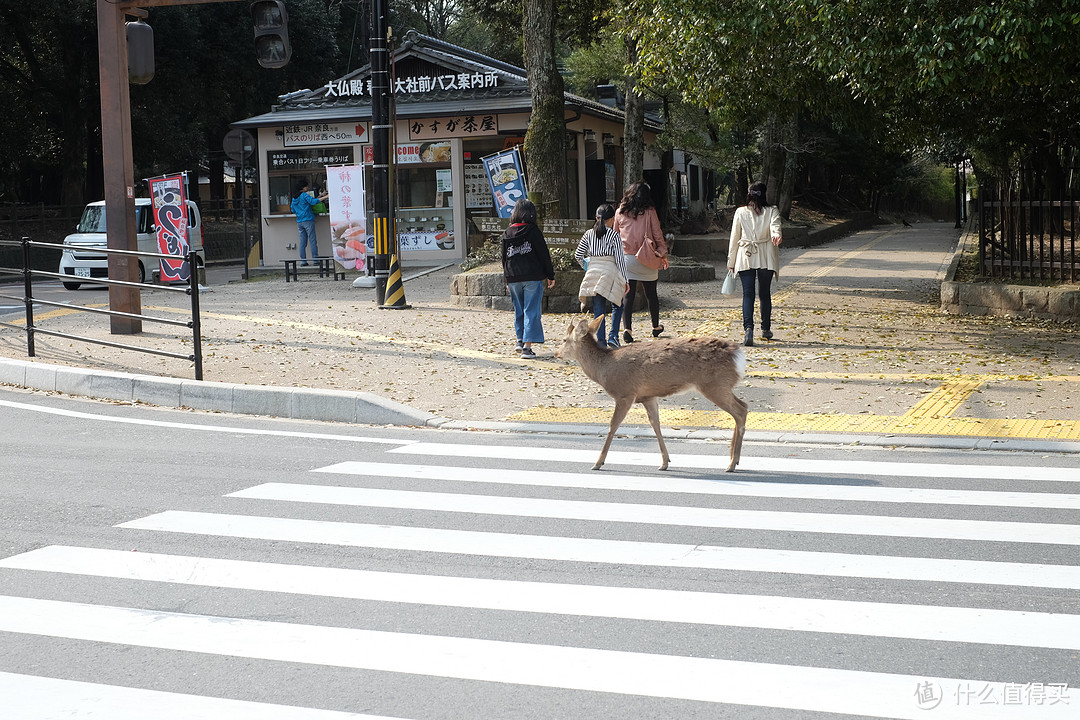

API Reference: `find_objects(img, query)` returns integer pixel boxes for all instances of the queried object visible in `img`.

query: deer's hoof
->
[726,463,738,472]
[658,462,669,471]
[592,461,604,471]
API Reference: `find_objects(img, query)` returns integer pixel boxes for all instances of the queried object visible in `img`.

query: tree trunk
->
[522,0,566,218]
[778,109,797,219]
[761,113,783,205]
[621,37,644,190]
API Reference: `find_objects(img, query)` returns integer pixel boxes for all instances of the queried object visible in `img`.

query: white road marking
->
[3,545,1077,650]
[229,483,1080,545]
[118,512,1080,590]
[0,671,388,720]
[0,398,411,445]
[317,461,1080,509]
[389,442,1080,482]
[0,596,1069,718]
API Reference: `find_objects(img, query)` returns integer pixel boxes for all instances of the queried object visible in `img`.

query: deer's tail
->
[732,346,746,381]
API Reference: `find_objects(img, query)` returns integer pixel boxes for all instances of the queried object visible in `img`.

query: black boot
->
[744,327,754,347]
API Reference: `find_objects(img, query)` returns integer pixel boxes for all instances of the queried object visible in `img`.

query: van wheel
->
[139,261,147,284]
[63,281,81,290]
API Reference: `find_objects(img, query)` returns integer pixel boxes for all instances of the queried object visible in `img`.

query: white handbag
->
[721,270,738,296]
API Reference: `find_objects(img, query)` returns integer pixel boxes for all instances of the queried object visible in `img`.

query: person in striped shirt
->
[574,204,630,348]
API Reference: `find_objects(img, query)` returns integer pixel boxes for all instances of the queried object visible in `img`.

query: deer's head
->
[555,316,604,360]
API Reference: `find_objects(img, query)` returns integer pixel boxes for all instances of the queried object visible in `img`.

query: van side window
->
[137,207,153,234]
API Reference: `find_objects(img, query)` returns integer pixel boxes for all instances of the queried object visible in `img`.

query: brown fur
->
[555,316,749,472]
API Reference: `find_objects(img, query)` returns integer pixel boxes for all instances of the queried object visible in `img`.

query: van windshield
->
[78,206,150,233]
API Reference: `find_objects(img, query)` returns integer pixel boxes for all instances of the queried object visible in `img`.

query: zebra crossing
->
[0,439,1077,718]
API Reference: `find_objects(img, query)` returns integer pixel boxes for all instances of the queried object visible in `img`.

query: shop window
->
[266,146,354,214]
[394,143,455,252]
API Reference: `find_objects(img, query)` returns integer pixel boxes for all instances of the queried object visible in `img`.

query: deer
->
[555,315,748,472]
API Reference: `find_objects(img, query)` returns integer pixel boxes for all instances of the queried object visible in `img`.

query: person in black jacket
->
[502,198,555,359]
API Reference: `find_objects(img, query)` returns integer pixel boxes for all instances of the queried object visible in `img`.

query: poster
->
[148,173,190,282]
[483,148,527,219]
[326,164,369,271]
[464,164,491,209]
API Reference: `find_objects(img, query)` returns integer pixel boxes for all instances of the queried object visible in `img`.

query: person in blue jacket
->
[290,178,328,265]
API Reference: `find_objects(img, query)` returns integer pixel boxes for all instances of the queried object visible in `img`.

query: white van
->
[59,198,203,290]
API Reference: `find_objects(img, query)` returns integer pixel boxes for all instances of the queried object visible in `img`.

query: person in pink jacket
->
[613,181,669,343]
[728,181,783,346]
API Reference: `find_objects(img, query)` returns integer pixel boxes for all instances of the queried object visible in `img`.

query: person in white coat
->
[727,181,782,346]
[574,204,629,348]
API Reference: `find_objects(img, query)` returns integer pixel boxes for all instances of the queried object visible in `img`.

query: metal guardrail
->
[0,237,204,380]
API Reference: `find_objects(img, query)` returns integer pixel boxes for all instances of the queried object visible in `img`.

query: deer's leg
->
[640,397,670,471]
[702,387,748,472]
[595,397,633,470]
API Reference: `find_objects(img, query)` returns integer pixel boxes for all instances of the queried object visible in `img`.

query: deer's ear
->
[587,315,604,333]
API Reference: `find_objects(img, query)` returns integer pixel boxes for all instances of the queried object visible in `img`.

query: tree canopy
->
[1,0,1075,208]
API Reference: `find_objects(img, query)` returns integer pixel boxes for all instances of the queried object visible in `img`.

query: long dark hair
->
[618,181,654,218]
[291,178,309,200]
[747,181,770,214]
[593,203,615,239]
[509,198,537,224]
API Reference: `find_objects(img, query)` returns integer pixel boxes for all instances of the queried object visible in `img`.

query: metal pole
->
[21,237,35,357]
[241,151,249,280]
[187,249,203,380]
[370,0,391,305]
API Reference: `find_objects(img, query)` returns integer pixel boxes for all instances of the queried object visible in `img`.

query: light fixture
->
[602,132,615,145]
[583,129,596,143]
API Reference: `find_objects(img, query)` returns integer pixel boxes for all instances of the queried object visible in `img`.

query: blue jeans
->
[739,268,773,331]
[508,280,545,343]
[589,295,610,347]
[297,220,318,260]
[609,301,623,343]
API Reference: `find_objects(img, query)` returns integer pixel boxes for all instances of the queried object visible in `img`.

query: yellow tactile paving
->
[901,378,986,420]
[506,406,1080,440]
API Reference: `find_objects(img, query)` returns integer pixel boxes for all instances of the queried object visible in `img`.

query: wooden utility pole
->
[97,0,245,333]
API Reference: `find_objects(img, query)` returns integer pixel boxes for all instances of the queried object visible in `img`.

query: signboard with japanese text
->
[474,216,590,250]
[397,230,454,253]
[326,164,369,272]
[282,123,367,147]
[323,71,500,99]
[483,148,527,218]
[269,147,354,172]
[464,164,491,209]
[148,173,191,282]
[408,114,497,141]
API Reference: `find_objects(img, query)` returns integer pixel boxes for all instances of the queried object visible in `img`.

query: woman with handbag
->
[728,181,783,346]
[613,181,668,344]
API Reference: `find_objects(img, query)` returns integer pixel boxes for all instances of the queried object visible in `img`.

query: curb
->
[4,357,1078,455]
[0,357,451,429]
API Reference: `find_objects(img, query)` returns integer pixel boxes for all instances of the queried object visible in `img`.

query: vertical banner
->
[326,164,369,271]
[483,148,527,218]
[148,173,190,282]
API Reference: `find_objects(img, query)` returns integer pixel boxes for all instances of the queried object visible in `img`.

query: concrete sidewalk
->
[1,220,1078,453]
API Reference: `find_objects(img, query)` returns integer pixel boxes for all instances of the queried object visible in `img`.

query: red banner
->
[148,174,190,282]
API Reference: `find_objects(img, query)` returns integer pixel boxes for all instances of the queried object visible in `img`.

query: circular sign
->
[223,128,255,162]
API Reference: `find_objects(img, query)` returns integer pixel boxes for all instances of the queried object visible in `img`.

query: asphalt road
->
[1,388,1077,718]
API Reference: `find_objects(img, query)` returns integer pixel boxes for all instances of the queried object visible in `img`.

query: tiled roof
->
[234,31,661,131]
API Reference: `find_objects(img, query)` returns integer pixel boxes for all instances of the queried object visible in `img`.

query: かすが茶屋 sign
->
[408,115,497,141]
